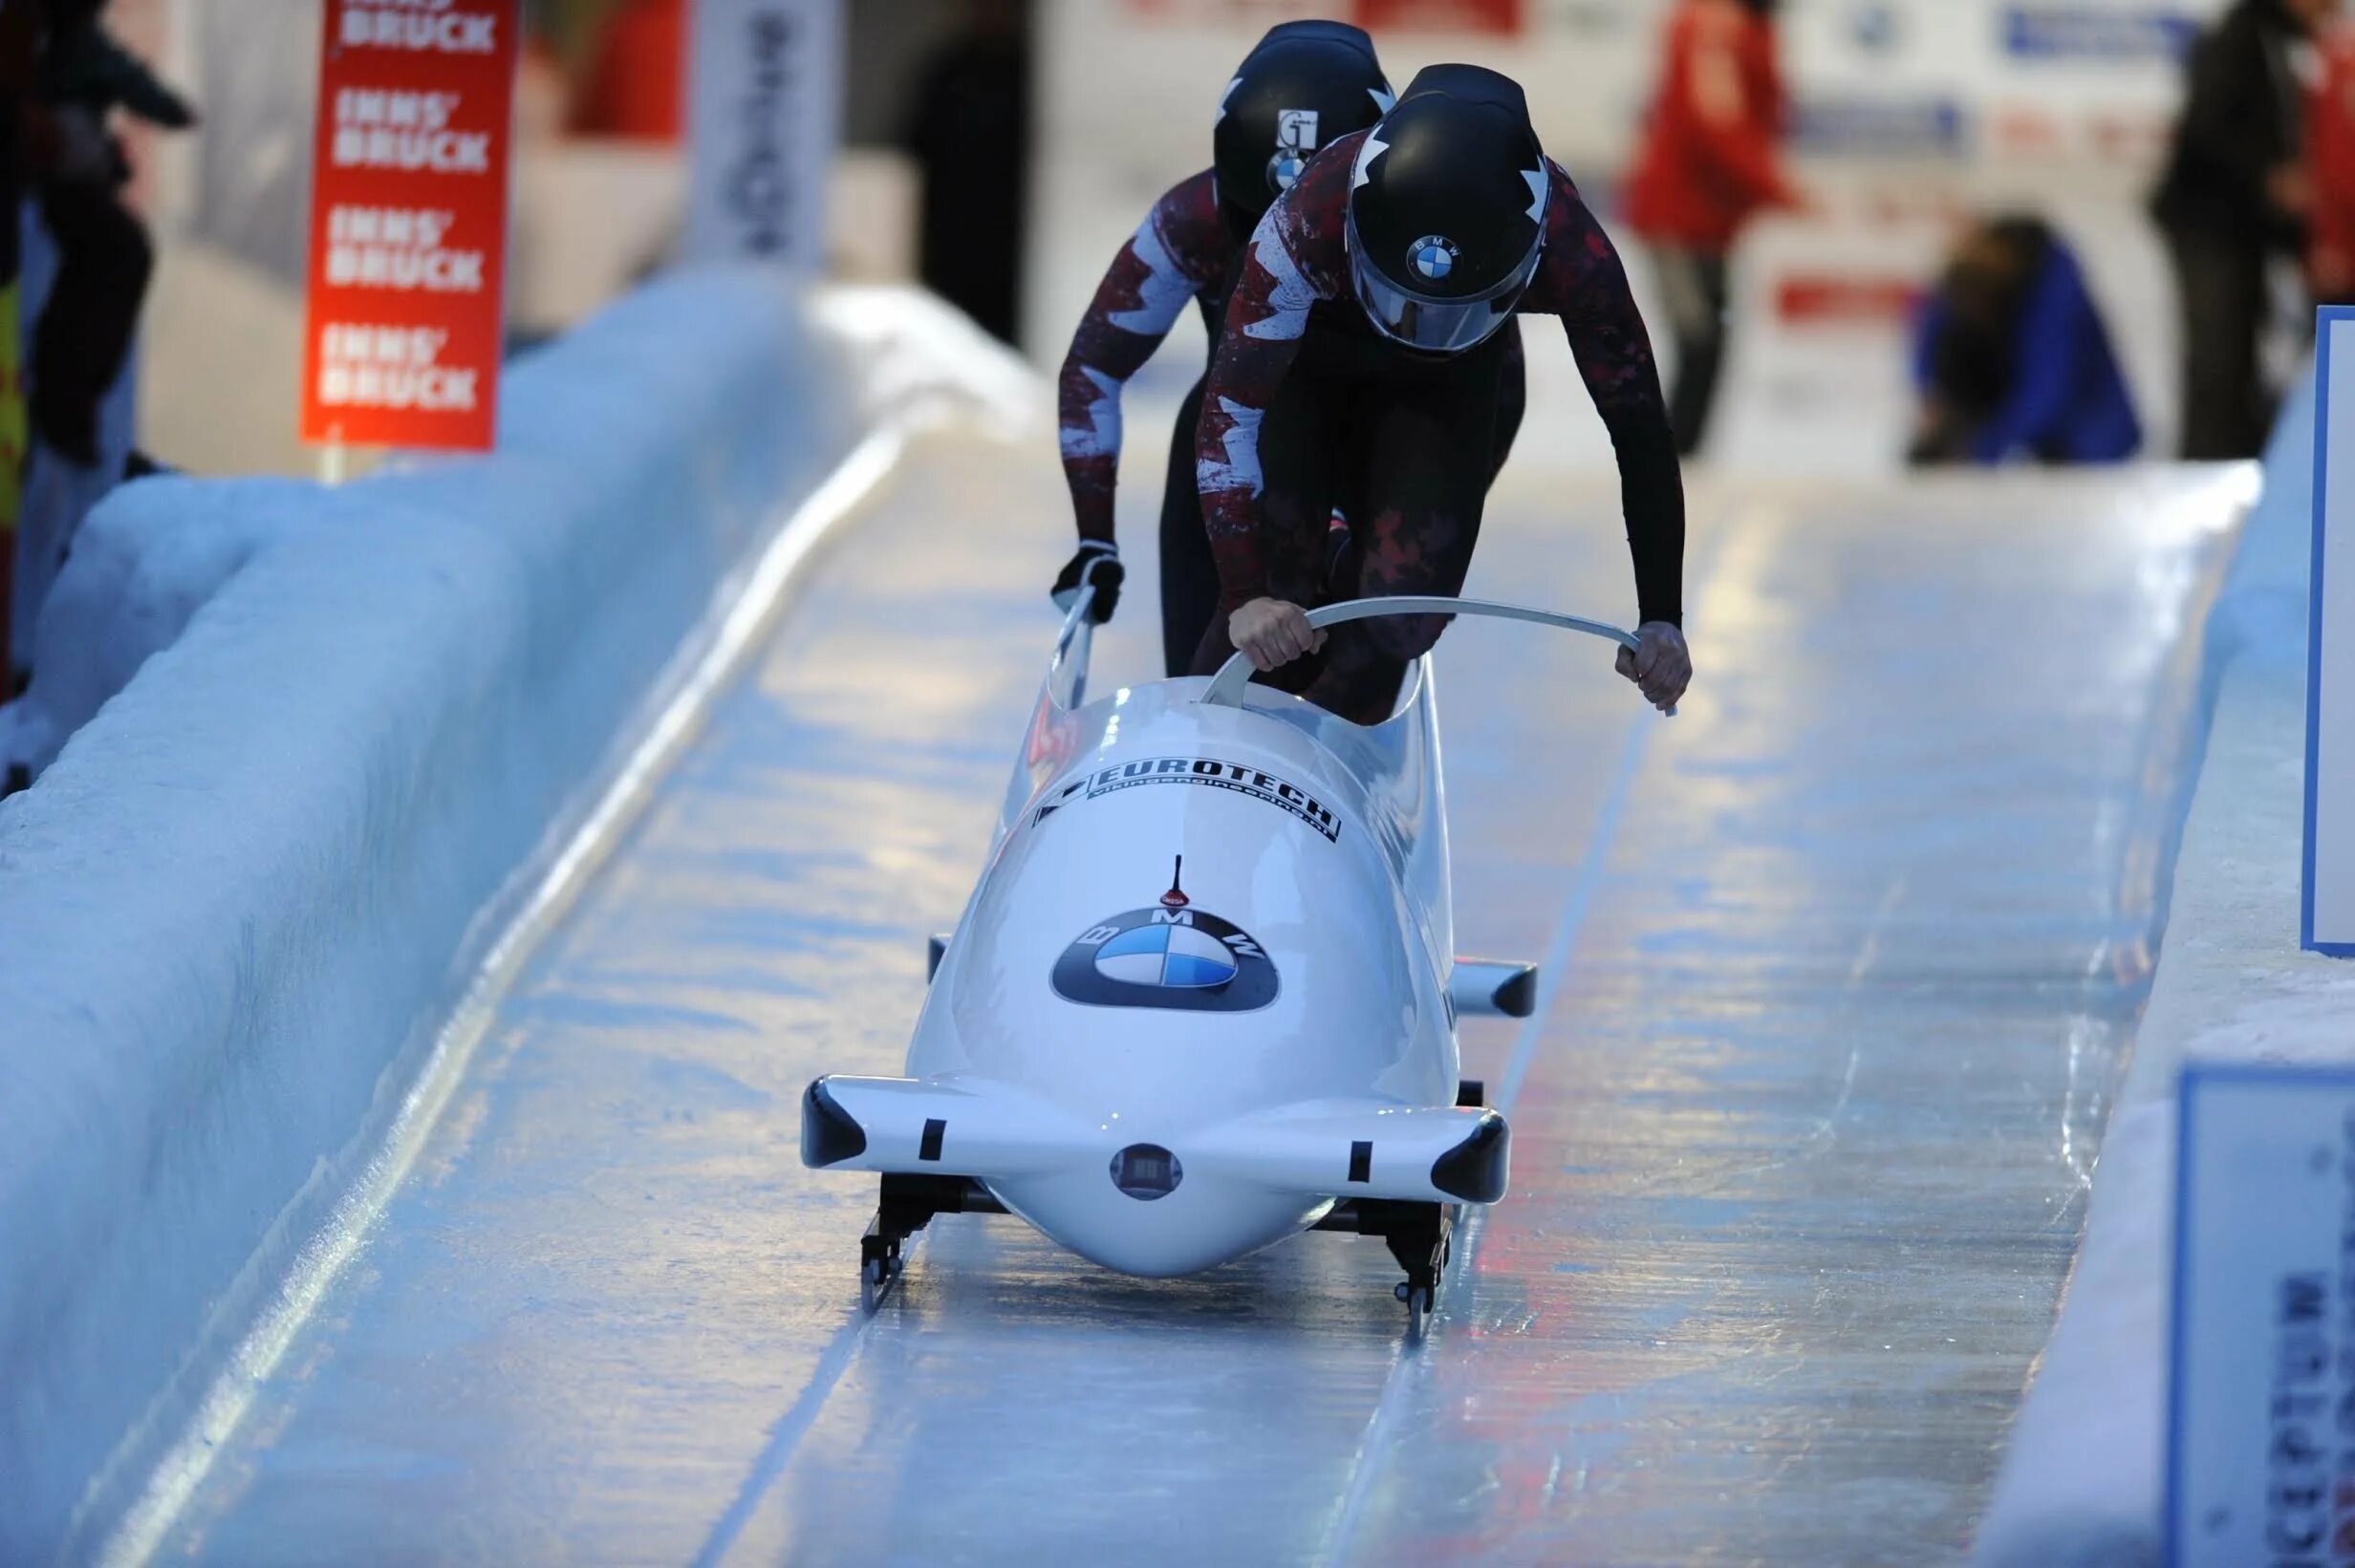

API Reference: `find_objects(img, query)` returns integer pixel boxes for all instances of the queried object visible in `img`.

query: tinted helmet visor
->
[1347,223,1539,353]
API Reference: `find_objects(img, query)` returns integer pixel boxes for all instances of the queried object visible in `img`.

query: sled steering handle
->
[1199,595,1671,715]
[1048,584,1098,710]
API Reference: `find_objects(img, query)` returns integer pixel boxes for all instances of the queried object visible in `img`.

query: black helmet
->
[1214,20,1394,244]
[1347,64,1548,354]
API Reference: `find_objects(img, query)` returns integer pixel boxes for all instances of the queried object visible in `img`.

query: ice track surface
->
[145,429,2238,1565]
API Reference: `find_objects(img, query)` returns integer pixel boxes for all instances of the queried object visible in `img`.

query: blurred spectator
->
[1909,217,2141,467]
[566,0,682,141]
[1624,0,1802,458]
[2308,18,2355,302]
[2152,0,2338,459]
[31,0,191,467]
[0,3,32,716]
[2,0,187,733]
[904,0,1030,345]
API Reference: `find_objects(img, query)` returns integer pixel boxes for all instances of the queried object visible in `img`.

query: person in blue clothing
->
[1909,216,2142,467]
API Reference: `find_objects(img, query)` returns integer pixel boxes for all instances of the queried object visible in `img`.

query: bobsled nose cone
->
[992,1169,1322,1279]
[802,1078,868,1168]
[1430,1110,1508,1204]
[1110,1143,1183,1200]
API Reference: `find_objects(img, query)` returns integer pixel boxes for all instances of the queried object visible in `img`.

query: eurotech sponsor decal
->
[1051,862,1279,1014]
[1031,756,1341,842]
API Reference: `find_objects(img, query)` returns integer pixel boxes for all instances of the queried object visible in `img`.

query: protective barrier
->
[5,474,324,779]
[0,269,1020,1559]
[1974,385,2314,1565]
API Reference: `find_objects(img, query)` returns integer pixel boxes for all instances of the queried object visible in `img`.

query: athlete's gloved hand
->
[1051,542,1125,624]
[1616,620,1691,713]
[1229,597,1328,672]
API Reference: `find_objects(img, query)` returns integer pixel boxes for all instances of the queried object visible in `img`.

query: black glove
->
[1051,542,1124,624]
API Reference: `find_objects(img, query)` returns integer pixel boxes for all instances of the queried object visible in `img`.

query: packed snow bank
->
[0,271,1029,1559]
[1974,382,2352,1566]
[1,475,323,776]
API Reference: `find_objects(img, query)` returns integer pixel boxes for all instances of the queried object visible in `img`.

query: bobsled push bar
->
[1198,595,1669,716]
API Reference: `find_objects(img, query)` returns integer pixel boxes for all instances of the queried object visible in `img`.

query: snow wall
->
[1975,379,2337,1564]
[0,268,899,1559]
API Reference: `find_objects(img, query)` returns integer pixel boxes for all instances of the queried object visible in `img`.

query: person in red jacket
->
[1623,0,1803,456]
[2309,20,2355,304]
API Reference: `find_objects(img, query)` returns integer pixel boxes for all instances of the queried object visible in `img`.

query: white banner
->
[682,0,842,271]
[1028,0,2228,361]
[2310,311,2355,955]
[2169,1064,2355,1565]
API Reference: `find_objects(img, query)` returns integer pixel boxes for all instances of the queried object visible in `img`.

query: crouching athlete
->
[1051,20,1527,676]
[1194,63,1693,722]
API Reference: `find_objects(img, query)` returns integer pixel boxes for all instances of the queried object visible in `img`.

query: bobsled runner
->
[802,591,1654,1331]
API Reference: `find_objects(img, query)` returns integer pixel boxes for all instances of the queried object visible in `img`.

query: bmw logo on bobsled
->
[800,589,1653,1330]
[1051,864,1278,1013]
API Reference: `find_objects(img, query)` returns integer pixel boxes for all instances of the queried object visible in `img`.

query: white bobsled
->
[803,591,1650,1328]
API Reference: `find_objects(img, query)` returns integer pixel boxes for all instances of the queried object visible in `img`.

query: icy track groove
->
[144,435,2238,1566]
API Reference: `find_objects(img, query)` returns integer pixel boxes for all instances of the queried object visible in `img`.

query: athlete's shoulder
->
[1244,129,1363,296]
[1540,159,1609,254]
[1148,168,1221,238]
[1142,168,1229,279]
[1542,158,1592,223]
[1283,127,1369,223]
[1528,160,1628,312]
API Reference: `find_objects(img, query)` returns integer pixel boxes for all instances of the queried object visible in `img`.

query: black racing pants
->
[1156,333,1526,694]
[2166,226,2274,461]
[1158,377,1221,679]
[1181,329,1515,724]
[1651,246,1729,460]
[32,181,152,465]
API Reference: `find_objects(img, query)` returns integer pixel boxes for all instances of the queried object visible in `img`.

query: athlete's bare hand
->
[1616,620,1691,712]
[1229,598,1327,672]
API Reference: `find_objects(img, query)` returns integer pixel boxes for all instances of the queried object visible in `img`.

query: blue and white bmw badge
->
[1052,862,1278,1013]
[1266,107,1319,194]
[1408,235,1459,283]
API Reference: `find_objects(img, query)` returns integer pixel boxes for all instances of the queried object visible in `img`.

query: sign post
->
[301,0,519,458]
[2169,1063,2355,1565]
[682,0,842,271]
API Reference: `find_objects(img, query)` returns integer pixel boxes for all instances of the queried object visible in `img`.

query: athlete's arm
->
[1197,136,1354,631]
[1530,164,1691,710]
[1057,172,1226,546]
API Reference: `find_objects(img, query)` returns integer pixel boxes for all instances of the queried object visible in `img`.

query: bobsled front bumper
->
[802,1075,1510,1208]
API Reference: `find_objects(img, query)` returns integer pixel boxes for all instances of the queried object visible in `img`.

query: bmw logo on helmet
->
[1408,235,1460,284]
[1050,859,1279,1014]
[1266,106,1320,196]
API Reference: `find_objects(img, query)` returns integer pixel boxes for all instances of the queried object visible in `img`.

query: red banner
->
[300,0,518,452]
[1353,0,1523,33]
[1775,275,1922,326]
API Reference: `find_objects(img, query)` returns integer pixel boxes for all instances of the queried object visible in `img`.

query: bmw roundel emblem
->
[1408,235,1459,283]
[1267,107,1320,195]
[1051,864,1278,1013]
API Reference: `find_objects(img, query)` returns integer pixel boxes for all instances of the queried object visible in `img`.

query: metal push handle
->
[1199,595,1665,713]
